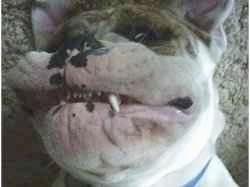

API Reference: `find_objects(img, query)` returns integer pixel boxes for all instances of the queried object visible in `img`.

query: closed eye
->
[112,5,180,55]
[114,17,176,46]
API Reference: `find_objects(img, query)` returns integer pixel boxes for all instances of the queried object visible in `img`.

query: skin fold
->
[6,0,236,186]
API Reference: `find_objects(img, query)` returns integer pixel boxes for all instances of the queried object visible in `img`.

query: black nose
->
[168,97,193,110]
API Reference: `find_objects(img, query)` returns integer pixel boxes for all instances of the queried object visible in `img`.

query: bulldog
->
[7,0,239,186]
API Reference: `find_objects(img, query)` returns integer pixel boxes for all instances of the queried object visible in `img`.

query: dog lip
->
[46,101,193,161]
[118,104,193,123]
[62,87,194,117]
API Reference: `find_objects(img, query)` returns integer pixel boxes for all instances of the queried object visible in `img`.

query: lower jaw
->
[42,102,195,183]
[46,102,193,157]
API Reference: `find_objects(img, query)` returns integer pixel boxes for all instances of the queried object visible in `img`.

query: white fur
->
[51,41,239,187]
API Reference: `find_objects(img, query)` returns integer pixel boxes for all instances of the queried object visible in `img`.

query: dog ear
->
[180,0,234,61]
[181,0,234,32]
[32,0,70,51]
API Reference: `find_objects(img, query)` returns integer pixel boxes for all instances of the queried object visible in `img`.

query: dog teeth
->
[97,91,102,97]
[73,92,77,98]
[65,88,122,113]
[108,94,120,113]
[66,92,71,100]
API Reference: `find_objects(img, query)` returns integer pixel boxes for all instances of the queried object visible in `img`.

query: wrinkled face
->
[7,0,233,184]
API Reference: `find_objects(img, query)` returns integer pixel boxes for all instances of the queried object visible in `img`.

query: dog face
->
[7,0,233,185]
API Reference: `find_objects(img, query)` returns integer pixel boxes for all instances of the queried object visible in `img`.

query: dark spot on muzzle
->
[49,73,64,86]
[47,52,67,69]
[70,52,88,67]
[47,33,104,69]
[168,97,193,110]
[86,101,95,112]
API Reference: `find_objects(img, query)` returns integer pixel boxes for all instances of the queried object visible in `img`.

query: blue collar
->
[64,159,212,187]
[182,159,211,187]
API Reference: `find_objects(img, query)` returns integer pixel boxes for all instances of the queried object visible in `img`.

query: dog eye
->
[113,7,178,51]
[115,23,175,44]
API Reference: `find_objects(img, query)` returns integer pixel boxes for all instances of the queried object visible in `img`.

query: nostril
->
[168,97,193,110]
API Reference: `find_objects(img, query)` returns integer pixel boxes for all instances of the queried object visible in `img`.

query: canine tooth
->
[109,94,120,113]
